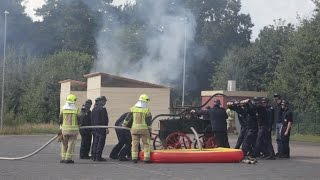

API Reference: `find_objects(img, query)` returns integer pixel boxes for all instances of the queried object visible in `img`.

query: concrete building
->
[60,72,171,144]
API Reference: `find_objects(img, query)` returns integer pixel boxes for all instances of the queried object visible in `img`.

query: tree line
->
[0,0,319,125]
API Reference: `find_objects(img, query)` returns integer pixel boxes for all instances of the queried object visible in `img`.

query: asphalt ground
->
[0,135,319,180]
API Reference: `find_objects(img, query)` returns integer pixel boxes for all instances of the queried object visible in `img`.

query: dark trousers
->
[214,131,230,148]
[280,127,290,157]
[235,126,246,149]
[241,128,257,156]
[265,129,275,157]
[79,129,92,158]
[92,129,106,159]
[253,126,268,157]
[276,122,282,154]
[109,129,132,159]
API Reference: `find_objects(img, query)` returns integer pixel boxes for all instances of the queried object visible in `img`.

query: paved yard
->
[0,135,319,180]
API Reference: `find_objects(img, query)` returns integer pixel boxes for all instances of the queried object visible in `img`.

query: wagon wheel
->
[203,136,218,148]
[165,132,192,149]
[194,135,218,148]
[193,135,205,149]
[152,134,165,150]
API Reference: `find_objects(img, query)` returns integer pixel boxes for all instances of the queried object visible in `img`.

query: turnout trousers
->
[61,134,78,161]
[131,129,150,161]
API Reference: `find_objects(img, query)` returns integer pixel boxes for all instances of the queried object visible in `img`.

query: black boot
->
[96,157,107,162]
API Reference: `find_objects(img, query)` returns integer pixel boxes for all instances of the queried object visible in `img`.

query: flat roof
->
[84,72,170,88]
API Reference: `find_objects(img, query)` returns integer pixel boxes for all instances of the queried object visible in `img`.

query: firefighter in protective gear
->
[123,94,152,163]
[58,94,80,164]
[226,107,236,133]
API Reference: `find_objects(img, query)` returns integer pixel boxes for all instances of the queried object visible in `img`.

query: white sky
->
[23,0,316,40]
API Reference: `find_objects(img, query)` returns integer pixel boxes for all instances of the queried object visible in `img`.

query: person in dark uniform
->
[79,99,93,159]
[90,97,100,161]
[109,112,132,161]
[252,97,269,158]
[194,99,230,148]
[227,101,247,149]
[279,100,293,158]
[91,96,109,161]
[263,98,276,159]
[273,93,283,157]
[239,99,258,157]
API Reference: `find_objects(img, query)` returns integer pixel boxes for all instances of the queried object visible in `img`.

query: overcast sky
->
[23,0,316,40]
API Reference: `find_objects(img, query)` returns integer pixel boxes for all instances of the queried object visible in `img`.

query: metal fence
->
[293,111,320,135]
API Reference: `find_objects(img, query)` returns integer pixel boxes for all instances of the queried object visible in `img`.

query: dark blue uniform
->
[109,112,132,161]
[280,109,293,158]
[252,105,269,158]
[264,105,276,159]
[91,104,109,161]
[241,102,258,157]
[79,107,92,159]
[196,105,230,148]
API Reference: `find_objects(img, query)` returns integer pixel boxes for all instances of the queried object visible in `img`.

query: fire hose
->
[0,126,130,160]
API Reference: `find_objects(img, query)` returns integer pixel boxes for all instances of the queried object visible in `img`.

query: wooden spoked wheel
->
[152,134,165,150]
[165,132,192,149]
[194,135,217,149]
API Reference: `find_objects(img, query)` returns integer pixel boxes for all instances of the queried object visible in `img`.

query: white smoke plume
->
[92,1,196,87]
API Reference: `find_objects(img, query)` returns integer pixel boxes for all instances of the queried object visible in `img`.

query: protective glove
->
[57,130,63,143]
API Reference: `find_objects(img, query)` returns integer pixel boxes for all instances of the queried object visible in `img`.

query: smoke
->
[92,1,197,87]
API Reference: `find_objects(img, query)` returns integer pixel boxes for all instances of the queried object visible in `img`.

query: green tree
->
[186,0,253,94]
[271,9,320,112]
[36,0,100,55]
[213,22,294,91]
[21,51,94,123]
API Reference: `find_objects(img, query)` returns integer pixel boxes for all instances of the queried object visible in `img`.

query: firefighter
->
[279,100,293,158]
[226,107,236,133]
[91,96,109,161]
[193,99,230,148]
[123,94,152,163]
[109,112,132,161]
[58,94,80,164]
[79,99,93,159]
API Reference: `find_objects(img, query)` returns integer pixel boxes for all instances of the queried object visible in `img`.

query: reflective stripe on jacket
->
[130,106,151,130]
[61,109,79,134]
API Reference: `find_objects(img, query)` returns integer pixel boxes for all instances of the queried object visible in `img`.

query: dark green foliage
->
[213,22,294,91]
[20,51,94,122]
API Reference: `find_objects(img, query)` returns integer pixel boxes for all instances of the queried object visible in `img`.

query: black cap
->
[100,96,107,102]
[95,97,101,103]
[85,99,92,105]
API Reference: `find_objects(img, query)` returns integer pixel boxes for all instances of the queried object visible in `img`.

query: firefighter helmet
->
[66,94,77,103]
[139,94,150,102]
